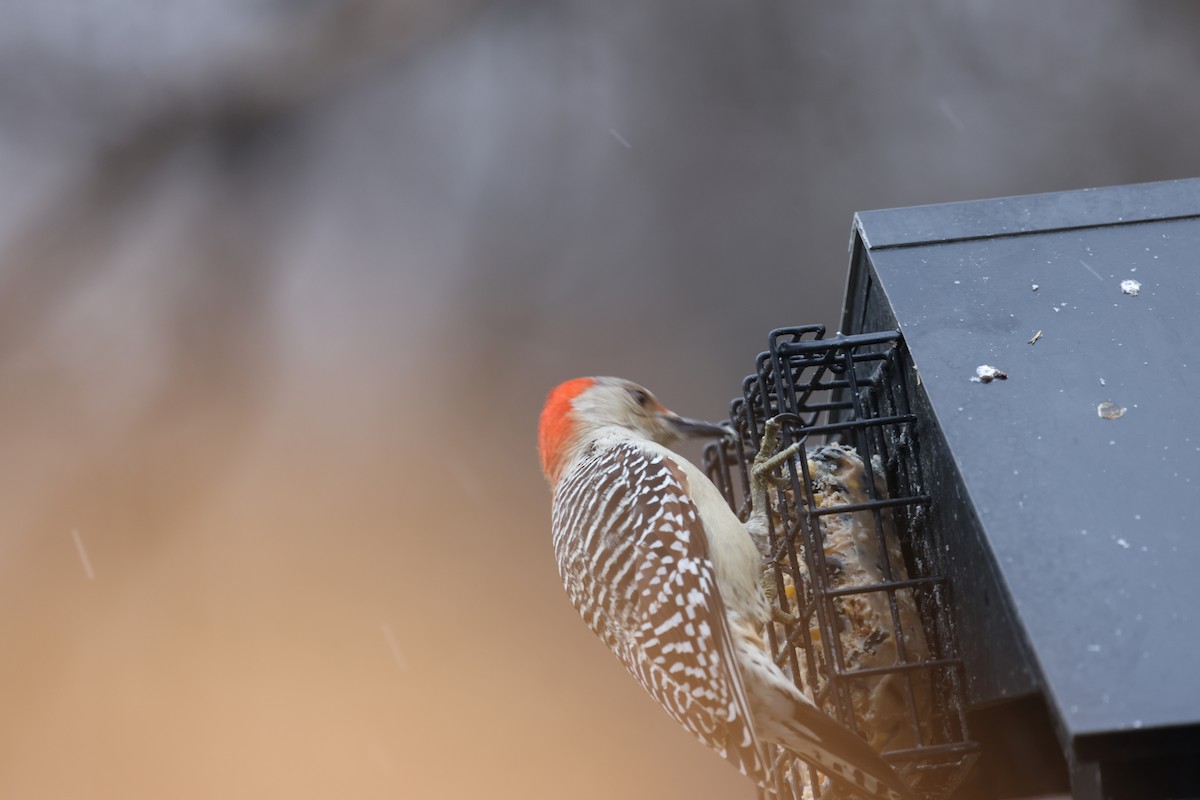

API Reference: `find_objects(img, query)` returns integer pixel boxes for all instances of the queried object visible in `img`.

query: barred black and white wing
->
[552,441,769,784]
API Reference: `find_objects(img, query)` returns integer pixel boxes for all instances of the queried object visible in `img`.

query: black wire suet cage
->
[703,325,979,799]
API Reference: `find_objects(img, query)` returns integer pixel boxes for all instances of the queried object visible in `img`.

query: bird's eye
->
[629,388,651,408]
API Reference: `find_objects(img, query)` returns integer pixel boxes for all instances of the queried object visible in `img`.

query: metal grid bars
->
[703,325,978,799]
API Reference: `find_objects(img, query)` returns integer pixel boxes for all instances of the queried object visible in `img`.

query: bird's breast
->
[666,453,770,628]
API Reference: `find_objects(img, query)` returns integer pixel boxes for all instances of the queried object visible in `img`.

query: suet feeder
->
[705,178,1200,799]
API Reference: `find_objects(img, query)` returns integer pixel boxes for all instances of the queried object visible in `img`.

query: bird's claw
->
[750,417,803,513]
[760,561,799,626]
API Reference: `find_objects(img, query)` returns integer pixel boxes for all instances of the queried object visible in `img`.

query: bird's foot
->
[760,561,799,626]
[750,418,803,627]
[750,417,803,515]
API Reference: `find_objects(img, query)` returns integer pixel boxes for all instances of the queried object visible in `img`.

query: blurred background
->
[0,2,1198,798]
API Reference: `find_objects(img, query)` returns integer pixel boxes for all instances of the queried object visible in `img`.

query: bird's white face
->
[573,378,727,447]
[571,378,678,444]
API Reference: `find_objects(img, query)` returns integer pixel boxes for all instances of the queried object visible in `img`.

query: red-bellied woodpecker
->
[538,377,917,800]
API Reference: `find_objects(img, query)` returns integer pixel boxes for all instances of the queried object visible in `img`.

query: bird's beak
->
[664,412,735,440]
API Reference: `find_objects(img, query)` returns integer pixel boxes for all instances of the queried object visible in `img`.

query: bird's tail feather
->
[771,712,917,800]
